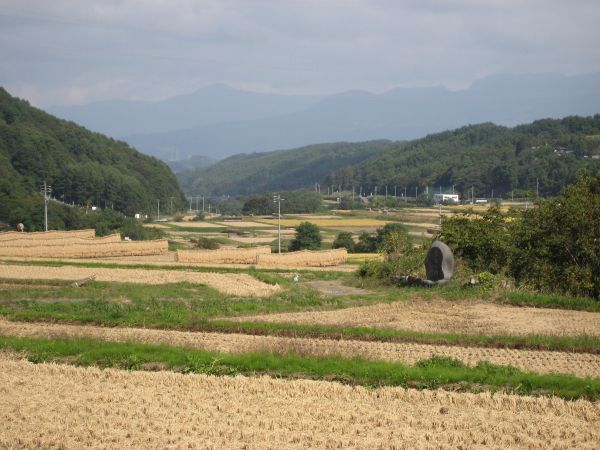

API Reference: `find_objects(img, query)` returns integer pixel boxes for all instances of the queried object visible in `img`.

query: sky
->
[1,0,599,107]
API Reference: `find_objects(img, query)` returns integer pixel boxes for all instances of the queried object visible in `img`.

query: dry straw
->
[0,264,279,297]
[0,229,96,240]
[176,246,271,264]
[257,248,348,267]
[1,318,598,378]
[0,239,168,258]
[1,356,599,449]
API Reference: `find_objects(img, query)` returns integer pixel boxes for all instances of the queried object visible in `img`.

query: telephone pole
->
[157,199,160,220]
[273,194,284,253]
[40,181,52,232]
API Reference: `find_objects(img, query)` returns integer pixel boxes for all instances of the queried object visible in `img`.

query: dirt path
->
[0,264,279,297]
[1,318,599,377]
[233,298,600,337]
[306,280,371,296]
[1,356,598,449]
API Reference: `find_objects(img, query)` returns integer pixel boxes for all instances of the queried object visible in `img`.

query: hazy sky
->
[1,0,599,107]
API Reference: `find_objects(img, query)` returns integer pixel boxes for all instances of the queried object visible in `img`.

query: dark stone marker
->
[424,241,454,282]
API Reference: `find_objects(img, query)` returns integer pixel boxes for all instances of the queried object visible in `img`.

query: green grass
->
[499,291,600,312]
[0,279,373,327]
[1,336,598,400]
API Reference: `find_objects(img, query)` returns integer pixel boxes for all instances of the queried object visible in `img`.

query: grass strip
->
[499,291,600,312]
[194,320,600,354]
[1,335,598,401]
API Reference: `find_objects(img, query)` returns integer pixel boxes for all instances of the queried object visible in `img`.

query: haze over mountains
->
[48,73,600,163]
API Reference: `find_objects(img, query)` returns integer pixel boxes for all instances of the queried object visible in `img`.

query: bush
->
[191,237,220,249]
[289,221,321,251]
[354,231,378,253]
[332,232,355,252]
[509,173,600,298]
[439,206,511,273]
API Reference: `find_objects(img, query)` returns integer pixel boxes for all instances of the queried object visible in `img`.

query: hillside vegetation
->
[0,88,185,227]
[339,116,600,197]
[179,140,394,196]
[182,116,600,198]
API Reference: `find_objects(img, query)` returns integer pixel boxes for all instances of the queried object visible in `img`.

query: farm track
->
[1,356,598,449]
[1,318,599,377]
[0,264,279,297]
[235,298,600,337]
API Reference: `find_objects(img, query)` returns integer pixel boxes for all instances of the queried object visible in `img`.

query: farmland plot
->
[235,298,600,337]
[1,356,598,449]
[0,264,279,297]
[1,318,598,377]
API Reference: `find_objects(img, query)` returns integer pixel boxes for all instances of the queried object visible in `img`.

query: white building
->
[433,193,460,204]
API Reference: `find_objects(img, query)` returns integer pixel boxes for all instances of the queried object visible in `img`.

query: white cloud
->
[1,0,599,105]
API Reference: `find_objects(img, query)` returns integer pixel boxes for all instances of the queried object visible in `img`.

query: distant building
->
[433,193,459,204]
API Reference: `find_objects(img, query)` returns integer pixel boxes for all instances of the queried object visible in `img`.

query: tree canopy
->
[0,87,185,227]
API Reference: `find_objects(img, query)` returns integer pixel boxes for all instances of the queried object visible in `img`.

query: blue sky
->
[1,0,599,106]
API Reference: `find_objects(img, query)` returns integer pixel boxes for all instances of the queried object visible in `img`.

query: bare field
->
[261,218,389,228]
[0,264,279,297]
[1,318,599,377]
[234,298,600,337]
[169,221,226,228]
[1,356,598,449]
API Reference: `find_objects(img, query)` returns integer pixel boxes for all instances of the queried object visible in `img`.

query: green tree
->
[332,232,355,252]
[289,221,321,251]
[509,173,600,298]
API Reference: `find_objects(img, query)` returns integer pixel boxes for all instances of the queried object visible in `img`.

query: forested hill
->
[181,116,600,198]
[0,88,185,222]
[331,116,600,197]
[178,140,395,196]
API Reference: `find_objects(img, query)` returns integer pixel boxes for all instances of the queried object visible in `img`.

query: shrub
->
[439,206,511,273]
[509,173,600,298]
[332,232,355,252]
[191,237,220,250]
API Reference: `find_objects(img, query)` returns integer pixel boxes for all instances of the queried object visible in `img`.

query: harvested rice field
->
[1,356,598,449]
[234,298,600,337]
[215,221,274,228]
[0,264,279,297]
[167,221,225,228]
[259,218,390,228]
[1,318,598,377]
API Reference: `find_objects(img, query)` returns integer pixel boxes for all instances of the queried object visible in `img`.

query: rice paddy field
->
[1,212,599,448]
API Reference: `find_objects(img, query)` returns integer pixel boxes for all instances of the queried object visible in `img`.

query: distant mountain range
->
[180,116,600,198]
[48,73,600,162]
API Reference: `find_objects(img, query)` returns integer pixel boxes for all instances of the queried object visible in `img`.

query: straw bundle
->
[176,246,271,264]
[0,229,96,241]
[257,248,347,267]
[0,239,168,258]
[0,233,122,248]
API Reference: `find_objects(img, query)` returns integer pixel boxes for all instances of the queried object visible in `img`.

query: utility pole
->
[202,196,205,212]
[536,178,539,197]
[385,185,388,200]
[471,186,474,205]
[273,194,284,254]
[394,185,397,198]
[404,187,407,202]
[40,181,52,232]
[415,186,418,201]
[189,198,192,212]
[157,199,160,220]
[169,197,174,214]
